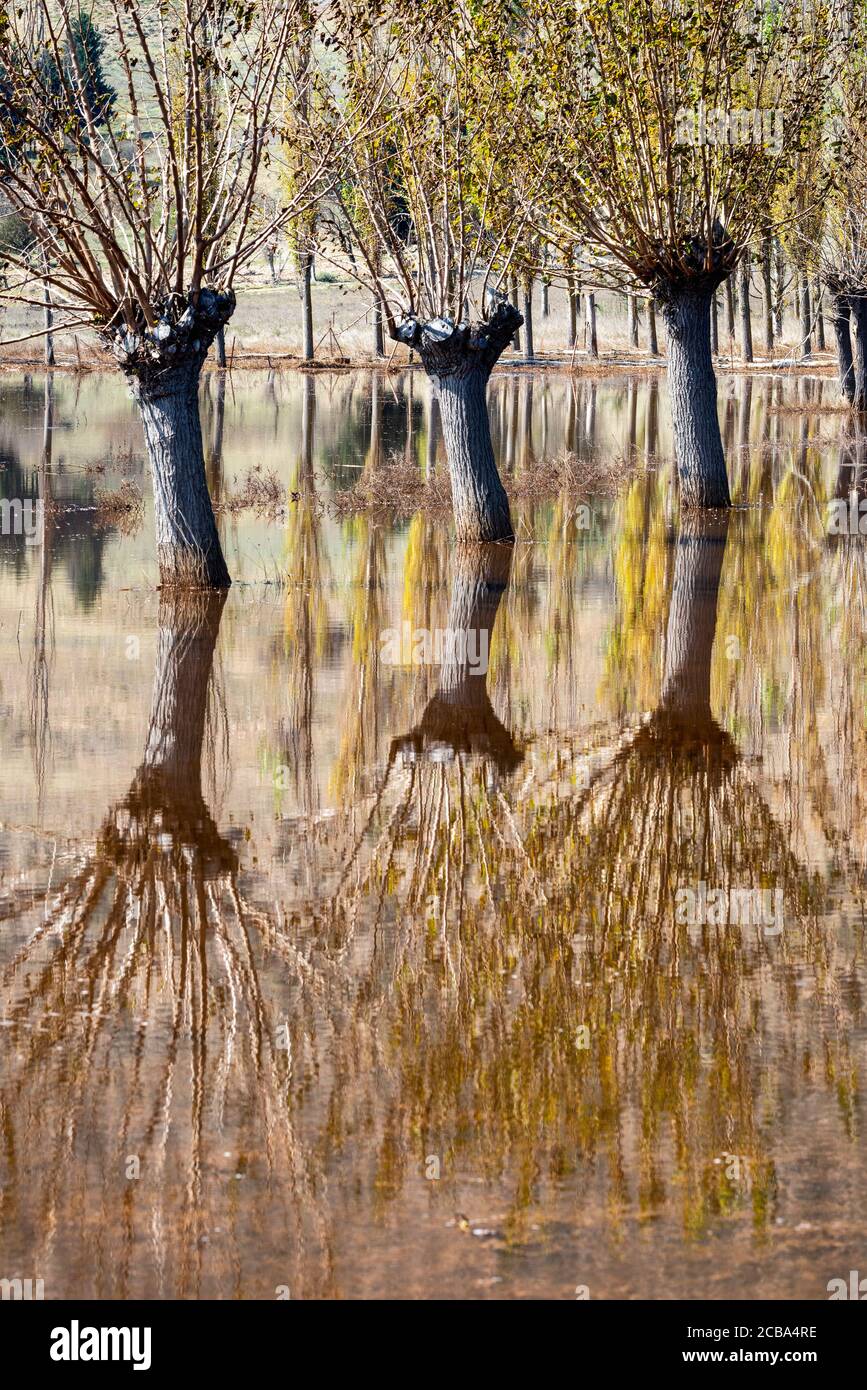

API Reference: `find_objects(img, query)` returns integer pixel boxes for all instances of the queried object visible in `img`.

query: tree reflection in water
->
[1,380,866,1298]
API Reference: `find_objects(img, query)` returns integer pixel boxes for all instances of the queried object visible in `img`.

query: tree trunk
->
[568,272,579,350]
[104,284,235,589]
[541,276,550,318]
[739,254,753,363]
[711,291,719,355]
[395,306,520,542]
[814,280,825,352]
[648,299,659,356]
[425,387,440,477]
[627,293,639,348]
[657,280,731,509]
[300,251,314,361]
[215,326,227,368]
[800,273,812,358]
[510,277,521,351]
[850,292,867,410]
[661,514,729,724]
[773,238,785,338]
[831,293,855,403]
[586,291,598,358]
[760,232,774,353]
[44,277,54,368]
[724,277,736,346]
[522,280,535,360]
[133,360,231,588]
[373,294,385,358]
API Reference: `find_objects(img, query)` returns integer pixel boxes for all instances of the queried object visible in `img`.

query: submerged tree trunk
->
[394,304,520,542]
[656,280,731,510]
[739,254,753,363]
[830,292,855,403]
[107,286,234,589]
[850,292,867,411]
[586,291,598,358]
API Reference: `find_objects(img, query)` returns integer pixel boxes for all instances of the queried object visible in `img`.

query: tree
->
[0,1,331,588]
[320,1,550,542]
[529,0,848,507]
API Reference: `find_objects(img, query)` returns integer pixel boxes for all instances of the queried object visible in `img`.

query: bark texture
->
[395,304,521,542]
[656,281,731,509]
[105,285,234,589]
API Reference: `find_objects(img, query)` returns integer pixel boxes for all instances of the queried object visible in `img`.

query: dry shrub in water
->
[332,449,633,518]
[220,467,284,516]
[94,480,144,534]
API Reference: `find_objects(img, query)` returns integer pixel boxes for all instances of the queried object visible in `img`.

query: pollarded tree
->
[321,0,548,543]
[527,0,849,508]
[0,1,334,588]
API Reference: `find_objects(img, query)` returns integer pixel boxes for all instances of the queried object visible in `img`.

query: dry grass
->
[93,480,144,534]
[219,465,284,516]
[331,448,634,518]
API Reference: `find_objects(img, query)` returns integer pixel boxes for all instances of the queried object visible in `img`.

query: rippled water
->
[1,365,865,1299]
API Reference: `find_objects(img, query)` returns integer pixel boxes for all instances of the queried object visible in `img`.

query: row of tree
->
[1,0,866,585]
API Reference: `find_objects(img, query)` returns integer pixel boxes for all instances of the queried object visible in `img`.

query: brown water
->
[1,366,866,1300]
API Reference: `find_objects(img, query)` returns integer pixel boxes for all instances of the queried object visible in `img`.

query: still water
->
[0,365,865,1299]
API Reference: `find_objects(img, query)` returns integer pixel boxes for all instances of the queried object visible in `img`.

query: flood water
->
[1,365,866,1300]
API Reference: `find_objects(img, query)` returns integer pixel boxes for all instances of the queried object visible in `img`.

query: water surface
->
[1,366,865,1299]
